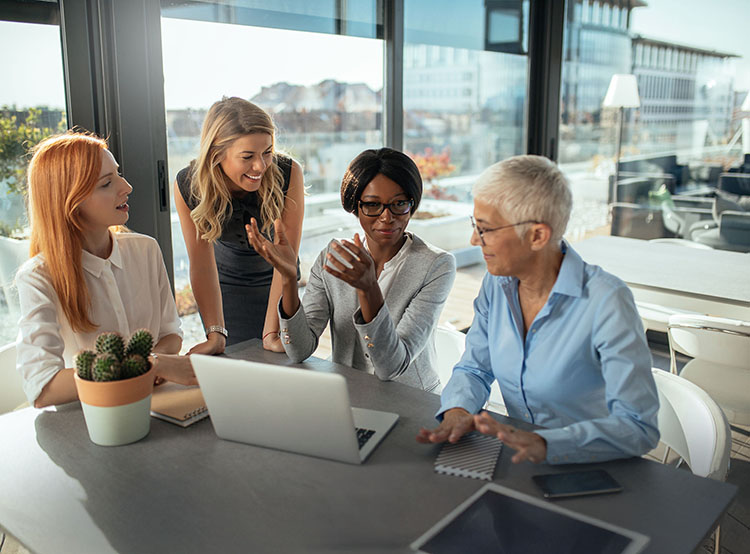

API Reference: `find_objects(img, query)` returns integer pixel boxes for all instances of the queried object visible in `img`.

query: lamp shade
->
[603,74,641,108]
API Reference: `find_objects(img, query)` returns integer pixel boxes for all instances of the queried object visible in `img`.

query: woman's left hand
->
[323,234,378,293]
[150,353,198,386]
[474,411,547,464]
[262,332,285,352]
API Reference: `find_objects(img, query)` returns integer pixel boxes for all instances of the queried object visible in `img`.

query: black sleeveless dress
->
[176,155,296,345]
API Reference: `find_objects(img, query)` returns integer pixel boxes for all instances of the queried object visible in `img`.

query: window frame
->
[4,0,565,289]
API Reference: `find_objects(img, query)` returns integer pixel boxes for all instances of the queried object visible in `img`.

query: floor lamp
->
[603,74,641,202]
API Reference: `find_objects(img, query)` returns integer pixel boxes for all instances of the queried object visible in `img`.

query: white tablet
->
[411,483,649,554]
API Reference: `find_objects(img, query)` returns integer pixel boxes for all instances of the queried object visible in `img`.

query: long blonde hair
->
[189,97,285,241]
[27,132,109,332]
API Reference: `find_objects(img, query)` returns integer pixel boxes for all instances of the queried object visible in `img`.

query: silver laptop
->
[190,355,399,464]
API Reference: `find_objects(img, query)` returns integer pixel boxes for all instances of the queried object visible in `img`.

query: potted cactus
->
[74,329,156,446]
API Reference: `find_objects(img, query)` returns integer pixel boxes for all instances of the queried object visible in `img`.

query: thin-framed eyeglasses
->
[469,216,542,246]
[359,199,414,217]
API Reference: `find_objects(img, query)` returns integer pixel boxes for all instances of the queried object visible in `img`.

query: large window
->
[403,0,529,253]
[559,0,749,246]
[0,17,66,346]
[160,1,384,348]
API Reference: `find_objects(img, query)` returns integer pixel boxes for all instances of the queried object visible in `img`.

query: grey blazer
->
[279,234,456,391]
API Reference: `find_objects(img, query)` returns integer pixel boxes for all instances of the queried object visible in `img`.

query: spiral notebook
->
[150,383,209,427]
[434,432,503,481]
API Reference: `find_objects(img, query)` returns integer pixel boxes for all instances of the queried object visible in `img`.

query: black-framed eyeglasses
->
[359,199,414,217]
[470,216,542,246]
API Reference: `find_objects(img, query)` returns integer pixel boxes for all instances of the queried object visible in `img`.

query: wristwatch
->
[206,325,229,340]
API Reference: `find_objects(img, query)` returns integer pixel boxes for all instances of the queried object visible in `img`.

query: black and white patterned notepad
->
[434,432,503,481]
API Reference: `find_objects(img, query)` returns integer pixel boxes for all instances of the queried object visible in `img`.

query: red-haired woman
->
[16,131,195,408]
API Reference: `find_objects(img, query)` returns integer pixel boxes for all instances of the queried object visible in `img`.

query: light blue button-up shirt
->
[439,242,660,464]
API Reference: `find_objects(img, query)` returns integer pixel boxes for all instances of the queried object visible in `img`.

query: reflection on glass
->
[0,20,66,346]
[402,0,529,256]
[559,0,748,250]
[160,8,383,348]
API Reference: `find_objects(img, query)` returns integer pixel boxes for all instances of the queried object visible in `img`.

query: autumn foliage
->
[407,147,458,201]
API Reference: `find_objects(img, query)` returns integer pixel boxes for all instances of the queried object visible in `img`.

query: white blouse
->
[15,231,182,404]
[363,232,414,296]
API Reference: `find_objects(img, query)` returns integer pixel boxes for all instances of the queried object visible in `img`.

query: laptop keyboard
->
[356,427,376,449]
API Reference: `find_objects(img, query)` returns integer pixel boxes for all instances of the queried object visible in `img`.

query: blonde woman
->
[175,97,304,353]
[16,132,195,408]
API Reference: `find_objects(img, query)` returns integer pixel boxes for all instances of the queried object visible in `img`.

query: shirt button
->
[364,335,371,340]
[365,354,370,358]
[367,343,374,348]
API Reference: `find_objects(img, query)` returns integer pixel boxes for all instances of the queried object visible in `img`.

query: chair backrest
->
[649,238,713,250]
[668,314,750,366]
[651,368,731,481]
[718,172,750,196]
[0,342,26,414]
[434,325,466,390]
[610,202,669,240]
[719,211,750,246]
[0,237,30,287]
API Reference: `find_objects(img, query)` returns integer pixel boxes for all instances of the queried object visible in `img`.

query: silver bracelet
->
[205,325,228,339]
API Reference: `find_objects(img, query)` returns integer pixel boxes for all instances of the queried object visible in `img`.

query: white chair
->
[0,343,26,414]
[667,314,750,427]
[651,368,731,553]
[635,301,703,334]
[434,325,465,392]
[433,325,506,414]
[0,237,30,317]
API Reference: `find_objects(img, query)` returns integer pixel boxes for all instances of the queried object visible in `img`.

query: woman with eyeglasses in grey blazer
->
[246,148,456,392]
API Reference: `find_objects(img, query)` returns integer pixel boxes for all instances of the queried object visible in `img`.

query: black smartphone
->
[532,469,623,499]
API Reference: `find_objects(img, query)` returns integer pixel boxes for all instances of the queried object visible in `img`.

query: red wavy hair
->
[27,131,109,332]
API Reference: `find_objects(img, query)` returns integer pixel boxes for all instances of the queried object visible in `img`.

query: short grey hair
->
[472,155,572,243]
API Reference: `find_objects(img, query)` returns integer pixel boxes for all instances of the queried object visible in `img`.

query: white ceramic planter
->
[409,199,474,252]
[74,367,155,446]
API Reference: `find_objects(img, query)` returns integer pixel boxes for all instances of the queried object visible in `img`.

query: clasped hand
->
[416,408,548,464]
[323,234,378,293]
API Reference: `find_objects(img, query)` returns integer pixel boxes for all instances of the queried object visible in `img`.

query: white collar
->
[363,232,414,271]
[81,231,123,277]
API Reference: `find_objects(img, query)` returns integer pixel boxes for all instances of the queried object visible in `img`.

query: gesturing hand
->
[474,411,547,464]
[323,234,378,293]
[246,217,297,282]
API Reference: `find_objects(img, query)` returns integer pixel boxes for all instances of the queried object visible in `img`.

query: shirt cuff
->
[435,401,482,422]
[535,427,603,465]
[352,303,387,328]
[278,297,303,324]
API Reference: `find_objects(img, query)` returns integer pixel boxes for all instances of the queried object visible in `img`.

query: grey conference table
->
[0,340,737,554]
[575,235,750,320]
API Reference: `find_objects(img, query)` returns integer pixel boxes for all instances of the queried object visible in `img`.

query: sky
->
[1,0,748,110]
[159,19,383,109]
[629,0,750,90]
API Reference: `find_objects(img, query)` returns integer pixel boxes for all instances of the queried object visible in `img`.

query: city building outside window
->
[559,0,749,249]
